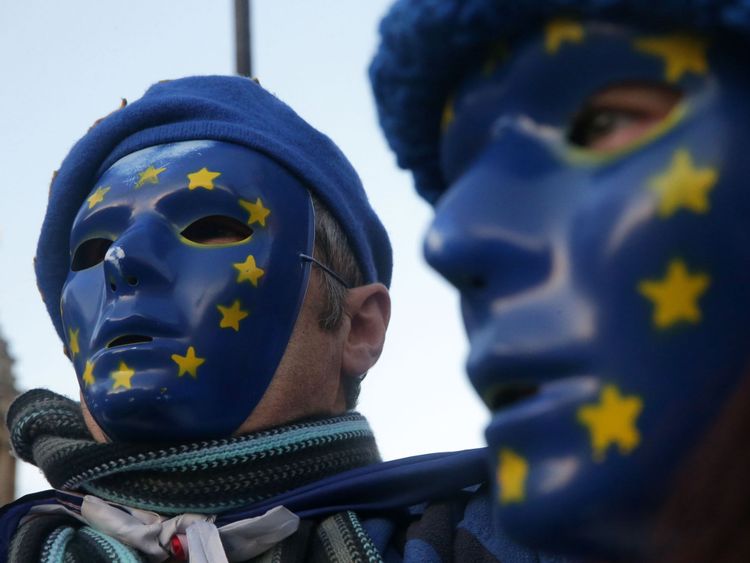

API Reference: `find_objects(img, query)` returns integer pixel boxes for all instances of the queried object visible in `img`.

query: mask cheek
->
[61,269,106,371]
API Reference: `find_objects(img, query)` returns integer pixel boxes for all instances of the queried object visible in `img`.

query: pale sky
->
[0,0,487,498]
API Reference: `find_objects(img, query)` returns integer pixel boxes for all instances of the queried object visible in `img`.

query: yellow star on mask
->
[441,98,455,131]
[135,165,166,188]
[82,361,95,387]
[217,299,250,331]
[87,186,110,209]
[233,255,265,286]
[649,149,717,218]
[634,34,709,83]
[111,361,135,390]
[545,18,584,54]
[187,167,221,190]
[577,385,643,462]
[638,259,710,329]
[171,346,205,378]
[497,448,529,504]
[68,328,80,359]
[239,197,271,227]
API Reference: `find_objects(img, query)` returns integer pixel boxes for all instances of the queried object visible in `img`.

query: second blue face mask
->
[426,21,750,558]
[61,140,314,442]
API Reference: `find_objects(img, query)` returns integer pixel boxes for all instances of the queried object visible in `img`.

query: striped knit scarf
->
[6,389,384,562]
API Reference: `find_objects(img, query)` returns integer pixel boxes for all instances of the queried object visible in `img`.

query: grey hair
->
[311,195,365,408]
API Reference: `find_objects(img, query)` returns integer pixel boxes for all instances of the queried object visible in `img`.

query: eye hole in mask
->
[568,82,682,152]
[180,215,253,245]
[71,238,113,271]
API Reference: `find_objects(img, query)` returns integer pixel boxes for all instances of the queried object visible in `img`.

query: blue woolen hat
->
[370,0,750,204]
[36,75,392,341]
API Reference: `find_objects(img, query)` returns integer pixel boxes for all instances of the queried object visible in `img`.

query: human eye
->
[568,82,681,152]
[71,238,114,271]
[180,215,253,245]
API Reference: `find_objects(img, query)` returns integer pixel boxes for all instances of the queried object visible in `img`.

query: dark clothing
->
[0,449,567,562]
[1,390,568,562]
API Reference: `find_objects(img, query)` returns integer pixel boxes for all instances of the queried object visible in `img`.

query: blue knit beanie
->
[370,0,750,204]
[36,75,392,341]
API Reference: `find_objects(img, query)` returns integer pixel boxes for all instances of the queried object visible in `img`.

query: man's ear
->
[341,283,391,378]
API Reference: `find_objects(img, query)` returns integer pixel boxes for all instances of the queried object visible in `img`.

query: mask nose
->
[425,136,561,311]
[103,219,174,294]
[425,210,553,304]
[104,245,138,292]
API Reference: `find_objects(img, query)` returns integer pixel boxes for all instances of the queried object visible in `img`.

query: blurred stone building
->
[0,332,17,504]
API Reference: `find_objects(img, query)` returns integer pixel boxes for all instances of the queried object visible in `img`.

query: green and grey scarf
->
[6,389,384,562]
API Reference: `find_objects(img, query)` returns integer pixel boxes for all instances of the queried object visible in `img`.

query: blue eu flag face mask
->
[426,20,750,557]
[62,140,314,442]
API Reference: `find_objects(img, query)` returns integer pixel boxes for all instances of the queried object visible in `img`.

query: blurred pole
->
[235,0,252,77]
[0,333,17,504]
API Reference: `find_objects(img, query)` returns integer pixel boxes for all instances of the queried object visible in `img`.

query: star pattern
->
[233,255,265,286]
[111,361,135,390]
[577,385,643,462]
[497,448,529,504]
[649,149,717,218]
[441,98,455,131]
[135,165,166,188]
[239,197,271,227]
[68,328,80,359]
[638,259,710,329]
[87,186,111,209]
[171,346,205,378]
[634,34,709,83]
[187,167,221,190]
[217,299,250,331]
[82,361,95,387]
[545,19,585,54]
